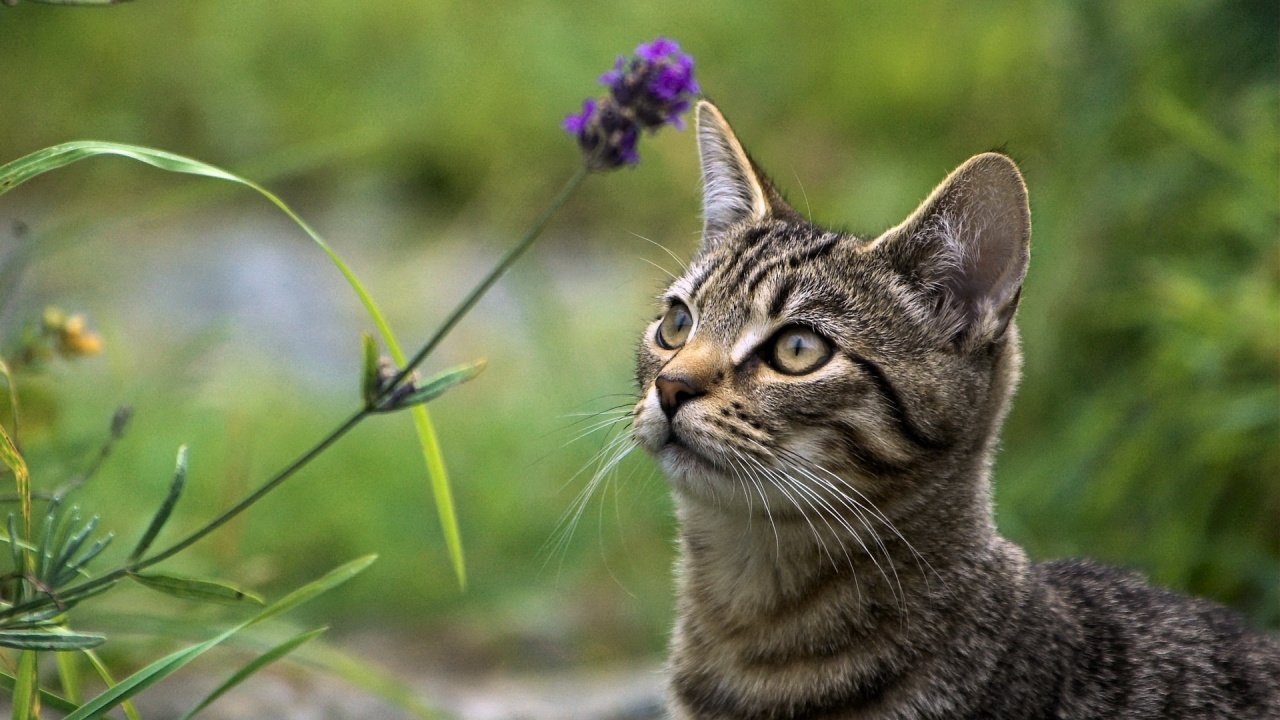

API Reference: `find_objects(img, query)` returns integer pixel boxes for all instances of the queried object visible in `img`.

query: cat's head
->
[633,101,1030,520]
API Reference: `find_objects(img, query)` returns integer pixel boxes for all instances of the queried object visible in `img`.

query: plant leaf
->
[0,140,464,587]
[0,669,79,714]
[0,423,30,541]
[0,359,18,444]
[361,333,380,406]
[175,627,327,720]
[129,445,187,561]
[80,650,140,720]
[389,360,486,410]
[0,630,105,651]
[129,571,263,606]
[61,555,375,720]
[12,651,38,720]
[56,650,82,705]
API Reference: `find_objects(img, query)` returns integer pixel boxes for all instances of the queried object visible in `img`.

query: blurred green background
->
[0,0,1275,674]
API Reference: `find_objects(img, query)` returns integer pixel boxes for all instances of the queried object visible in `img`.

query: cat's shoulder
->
[1033,557,1280,659]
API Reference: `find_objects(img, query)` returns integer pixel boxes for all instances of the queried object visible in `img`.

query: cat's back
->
[1032,559,1280,719]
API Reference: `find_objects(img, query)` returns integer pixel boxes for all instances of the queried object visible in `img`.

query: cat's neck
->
[671,459,999,624]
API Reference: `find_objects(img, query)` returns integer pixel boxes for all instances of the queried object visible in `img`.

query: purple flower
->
[636,37,681,63]
[563,36,700,171]
[562,98,596,135]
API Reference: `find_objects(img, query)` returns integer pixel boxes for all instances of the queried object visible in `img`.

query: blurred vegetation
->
[0,0,1275,670]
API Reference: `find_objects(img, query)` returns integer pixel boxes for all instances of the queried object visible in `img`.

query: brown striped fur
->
[631,101,1280,719]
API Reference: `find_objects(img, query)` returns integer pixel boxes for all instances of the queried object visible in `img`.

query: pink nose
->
[655,375,703,419]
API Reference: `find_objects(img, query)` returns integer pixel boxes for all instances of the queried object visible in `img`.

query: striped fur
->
[632,101,1280,719]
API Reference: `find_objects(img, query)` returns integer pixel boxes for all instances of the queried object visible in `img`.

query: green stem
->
[389,166,590,389]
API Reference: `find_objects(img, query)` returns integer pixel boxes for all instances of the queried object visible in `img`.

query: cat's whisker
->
[724,450,779,554]
[638,256,679,281]
[629,231,689,272]
[779,448,947,598]
[773,459,906,614]
[540,426,638,575]
[738,451,872,599]
[733,448,841,573]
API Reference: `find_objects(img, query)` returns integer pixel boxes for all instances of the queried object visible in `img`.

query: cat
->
[630,100,1280,719]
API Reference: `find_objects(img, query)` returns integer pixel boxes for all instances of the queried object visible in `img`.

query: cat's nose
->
[655,375,704,419]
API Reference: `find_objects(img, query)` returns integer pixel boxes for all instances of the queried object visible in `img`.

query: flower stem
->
[388,166,590,390]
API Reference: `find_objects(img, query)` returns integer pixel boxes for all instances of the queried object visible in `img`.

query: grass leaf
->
[80,650,140,720]
[0,141,464,587]
[62,555,374,720]
[0,630,105,651]
[129,571,263,606]
[129,445,188,561]
[175,627,327,720]
[0,669,78,714]
[12,650,37,720]
[362,333,381,406]
[55,651,81,705]
[0,423,30,542]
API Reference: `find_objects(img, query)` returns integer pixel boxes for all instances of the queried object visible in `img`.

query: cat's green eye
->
[656,302,694,350]
[767,326,832,375]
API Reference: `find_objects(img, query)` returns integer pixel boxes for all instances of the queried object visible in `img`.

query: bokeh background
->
[0,0,1276,713]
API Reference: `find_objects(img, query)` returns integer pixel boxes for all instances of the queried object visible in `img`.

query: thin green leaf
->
[0,630,105,651]
[0,669,79,714]
[62,556,375,720]
[175,627,327,720]
[0,140,463,586]
[247,555,375,627]
[80,650,140,720]
[52,516,99,578]
[0,424,30,541]
[129,445,188,561]
[56,651,81,705]
[0,360,18,444]
[7,515,25,588]
[12,650,36,720]
[407,406,463,587]
[129,571,263,606]
[388,360,486,410]
[361,333,381,406]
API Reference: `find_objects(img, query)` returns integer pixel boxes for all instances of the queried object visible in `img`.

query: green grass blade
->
[361,333,381,406]
[0,141,464,587]
[0,669,79,714]
[129,571,263,606]
[55,651,81,705]
[62,555,375,720]
[0,424,30,542]
[174,627,326,720]
[12,651,37,720]
[0,630,105,651]
[0,360,18,442]
[80,650,140,720]
[129,445,187,561]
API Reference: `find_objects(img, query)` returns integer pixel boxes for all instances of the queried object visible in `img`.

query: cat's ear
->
[696,101,781,239]
[877,152,1031,348]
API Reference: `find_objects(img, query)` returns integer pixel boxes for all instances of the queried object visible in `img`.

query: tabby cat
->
[631,100,1280,719]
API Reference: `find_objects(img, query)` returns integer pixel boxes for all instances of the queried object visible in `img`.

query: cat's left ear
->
[877,152,1031,348]
[696,101,797,241]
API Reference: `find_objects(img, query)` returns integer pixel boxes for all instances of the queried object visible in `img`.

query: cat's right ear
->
[696,101,771,239]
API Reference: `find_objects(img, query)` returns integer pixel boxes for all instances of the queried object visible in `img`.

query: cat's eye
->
[766,326,832,375]
[656,302,694,350]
